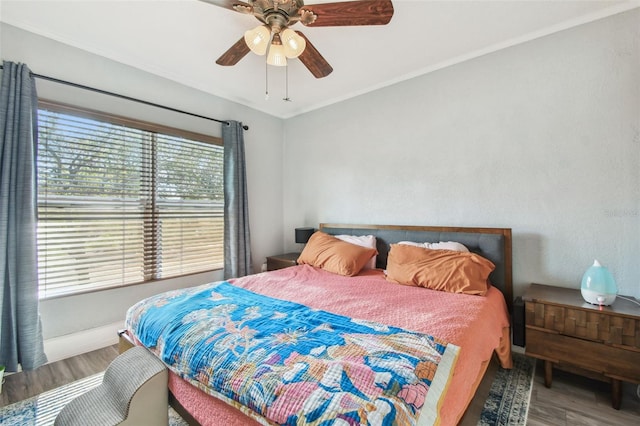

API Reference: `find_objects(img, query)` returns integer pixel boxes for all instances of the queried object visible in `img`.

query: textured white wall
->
[1,23,285,338]
[283,9,640,299]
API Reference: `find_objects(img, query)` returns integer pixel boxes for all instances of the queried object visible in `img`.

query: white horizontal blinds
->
[155,134,224,278]
[37,105,223,298]
[38,109,149,297]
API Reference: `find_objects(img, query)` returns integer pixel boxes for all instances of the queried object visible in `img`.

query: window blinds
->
[37,107,223,298]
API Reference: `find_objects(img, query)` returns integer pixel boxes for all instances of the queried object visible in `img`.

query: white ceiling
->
[1,0,638,119]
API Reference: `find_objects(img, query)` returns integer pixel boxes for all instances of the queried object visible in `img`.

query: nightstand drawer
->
[526,328,640,382]
[526,302,640,349]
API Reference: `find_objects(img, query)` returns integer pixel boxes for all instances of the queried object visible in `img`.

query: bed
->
[121,224,513,426]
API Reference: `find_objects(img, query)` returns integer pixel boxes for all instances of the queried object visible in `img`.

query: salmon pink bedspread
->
[133,265,512,426]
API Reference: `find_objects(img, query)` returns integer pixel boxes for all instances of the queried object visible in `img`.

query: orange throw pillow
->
[297,231,378,277]
[385,244,494,296]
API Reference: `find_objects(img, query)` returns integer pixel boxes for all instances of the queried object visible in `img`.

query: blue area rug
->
[0,373,187,426]
[478,352,536,426]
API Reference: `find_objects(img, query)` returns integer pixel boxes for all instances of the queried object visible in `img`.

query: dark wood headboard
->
[319,224,513,313]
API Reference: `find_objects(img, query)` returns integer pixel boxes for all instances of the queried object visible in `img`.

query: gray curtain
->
[223,120,251,279]
[0,61,47,372]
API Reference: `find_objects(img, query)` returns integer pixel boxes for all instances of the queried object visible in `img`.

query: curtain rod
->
[0,64,249,131]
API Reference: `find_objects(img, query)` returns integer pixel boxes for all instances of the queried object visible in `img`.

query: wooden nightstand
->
[523,283,640,409]
[266,252,300,271]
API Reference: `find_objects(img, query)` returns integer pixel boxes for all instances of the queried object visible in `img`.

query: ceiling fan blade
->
[296,32,333,78]
[199,0,253,13]
[300,0,394,27]
[216,37,251,66]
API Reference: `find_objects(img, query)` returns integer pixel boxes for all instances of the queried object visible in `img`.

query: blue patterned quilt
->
[126,281,459,425]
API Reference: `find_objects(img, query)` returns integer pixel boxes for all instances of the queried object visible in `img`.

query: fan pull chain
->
[265,61,269,100]
[283,63,291,102]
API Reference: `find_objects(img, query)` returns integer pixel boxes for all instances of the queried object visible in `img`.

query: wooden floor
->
[1,345,639,425]
[0,344,119,407]
[528,366,640,425]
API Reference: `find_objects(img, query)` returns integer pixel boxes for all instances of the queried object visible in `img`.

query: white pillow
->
[398,240,469,253]
[430,241,470,252]
[397,241,425,248]
[335,234,377,269]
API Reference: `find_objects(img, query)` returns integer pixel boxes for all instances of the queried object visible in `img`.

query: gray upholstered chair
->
[54,346,168,426]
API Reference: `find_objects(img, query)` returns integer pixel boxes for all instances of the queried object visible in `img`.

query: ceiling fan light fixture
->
[280,29,306,58]
[244,25,271,56]
[267,34,287,67]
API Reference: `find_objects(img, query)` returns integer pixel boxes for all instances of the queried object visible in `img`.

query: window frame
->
[36,99,224,300]
[38,100,223,147]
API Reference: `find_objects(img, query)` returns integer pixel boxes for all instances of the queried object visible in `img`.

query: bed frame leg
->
[118,329,135,353]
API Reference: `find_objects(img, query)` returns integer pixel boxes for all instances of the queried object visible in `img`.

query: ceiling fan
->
[201,0,394,78]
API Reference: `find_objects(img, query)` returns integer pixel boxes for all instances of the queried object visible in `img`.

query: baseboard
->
[43,321,122,364]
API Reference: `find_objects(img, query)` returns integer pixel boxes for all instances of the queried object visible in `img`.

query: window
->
[37,101,224,298]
